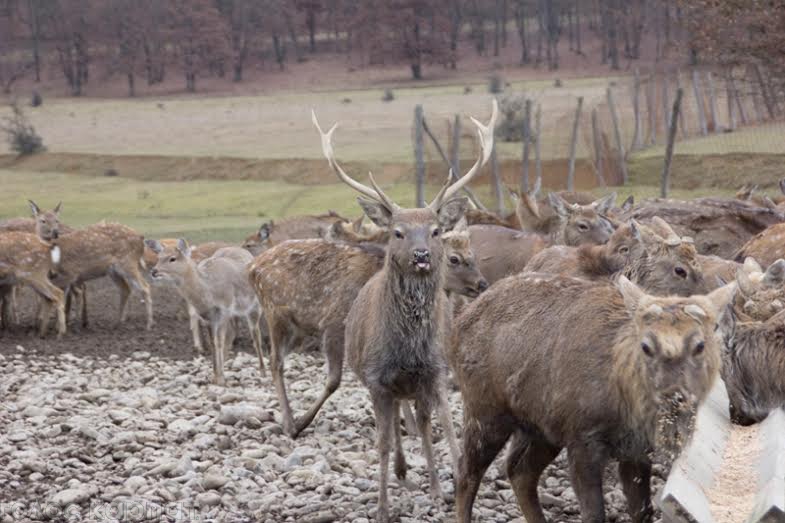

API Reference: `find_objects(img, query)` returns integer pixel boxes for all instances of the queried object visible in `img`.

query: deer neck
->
[177,263,212,315]
[383,257,443,332]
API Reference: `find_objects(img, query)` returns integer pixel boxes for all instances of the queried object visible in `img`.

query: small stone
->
[8,432,29,443]
[202,474,229,490]
[195,491,222,508]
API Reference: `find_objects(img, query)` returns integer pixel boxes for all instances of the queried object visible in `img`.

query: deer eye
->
[618,246,629,255]
[674,266,687,278]
[432,228,440,238]
[169,256,177,263]
[394,230,404,239]
[641,341,654,357]
[694,341,705,356]
[577,222,589,232]
[449,256,460,265]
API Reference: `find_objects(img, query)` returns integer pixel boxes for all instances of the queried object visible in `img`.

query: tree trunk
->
[273,34,286,71]
[631,68,642,150]
[607,87,628,184]
[692,69,708,135]
[493,0,501,57]
[28,0,41,82]
[414,105,425,208]
[534,103,542,191]
[307,8,317,53]
[521,98,532,193]
[607,0,619,70]
[575,0,582,55]
[127,73,135,97]
[591,108,606,186]
[515,2,529,64]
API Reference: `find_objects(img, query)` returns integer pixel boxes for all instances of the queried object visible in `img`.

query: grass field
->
[0,168,743,244]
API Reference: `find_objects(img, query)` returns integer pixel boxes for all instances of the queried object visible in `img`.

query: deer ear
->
[176,238,192,258]
[629,220,642,241]
[507,187,520,203]
[357,197,393,228]
[438,197,469,231]
[54,201,62,214]
[145,239,163,254]
[451,215,469,234]
[258,222,272,241]
[593,192,617,214]
[742,256,763,274]
[547,193,570,219]
[621,195,635,212]
[28,200,40,217]
[764,259,785,285]
[701,282,738,319]
[616,275,645,312]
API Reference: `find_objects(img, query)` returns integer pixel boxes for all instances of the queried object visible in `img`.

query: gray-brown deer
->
[248,221,487,440]
[149,240,263,386]
[242,212,347,255]
[524,217,708,296]
[449,273,735,523]
[0,232,65,337]
[310,101,497,522]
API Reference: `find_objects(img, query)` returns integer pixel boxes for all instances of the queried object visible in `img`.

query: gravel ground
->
[0,279,653,522]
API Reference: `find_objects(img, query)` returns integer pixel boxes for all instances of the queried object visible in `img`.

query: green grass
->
[0,168,744,245]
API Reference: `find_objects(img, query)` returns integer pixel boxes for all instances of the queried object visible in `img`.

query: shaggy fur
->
[449,273,733,523]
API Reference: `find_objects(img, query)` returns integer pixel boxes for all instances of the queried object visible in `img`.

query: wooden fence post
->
[753,64,777,119]
[451,114,461,175]
[591,107,606,187]
[691,70,708,135]
[661,88,683,198]
[675,69,688,137]
[521,98,532,194]
[729,73,747,125]
[567,96,584,192]
[414,104,426,207]
[706,71,719,131]
[631,68,642,150]
[607,87,629,185]
[534,103,542,191]
[646,69,657,145]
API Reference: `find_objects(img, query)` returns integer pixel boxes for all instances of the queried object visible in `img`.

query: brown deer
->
[622,197,785,258]
[309,102,497,522]
[449,273,735,523]
[50,223,153,330]
[248,224,488,437]
[525,217,708,296]
[143,239,231,270]
[148,241,263,386]
[733,222,785,269]
[0,232,65,337]
[242,212,347,255]
[0,201,73,326]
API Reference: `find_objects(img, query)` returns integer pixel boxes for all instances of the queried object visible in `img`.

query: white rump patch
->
[50,245,61,265]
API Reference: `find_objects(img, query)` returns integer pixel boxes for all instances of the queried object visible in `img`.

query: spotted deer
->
[307,101,497,522]
[449,273,735,523]
[149,240,263,386]
[0,232,65,337]
[242,212,347,255]
[50,223,153,330]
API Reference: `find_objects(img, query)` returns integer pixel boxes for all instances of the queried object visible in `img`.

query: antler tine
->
[429,99,499,210]
[311,109,388,206]
[367,172,399,211]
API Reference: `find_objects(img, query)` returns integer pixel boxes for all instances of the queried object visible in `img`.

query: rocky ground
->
[0,280,655,522]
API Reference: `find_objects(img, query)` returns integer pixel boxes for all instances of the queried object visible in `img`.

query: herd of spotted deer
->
[3,101,785,522]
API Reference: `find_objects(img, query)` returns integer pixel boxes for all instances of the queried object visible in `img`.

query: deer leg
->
[567,443,608,523]
[401,401,419,436]
[9,285,18,324]
[456,414,513,523]
[371,392,395,523]
[415,395,444,503]
[246,308,265,377]
[140,278,153,331]
[73,283,88,329]
[211,319,227,386]
[393,400,408,481]
[437,382,461,478]
[111,274,132,325]
[267,314,297,437]
[225,319,236,361]
[36,295,51,337]
[619,460,653,523]
[506,432,561,523]
[293,325,343,437]
[188,303,204,354]
[0,286,11,330]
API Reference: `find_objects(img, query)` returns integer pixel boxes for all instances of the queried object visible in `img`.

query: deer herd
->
[3,100,785,522]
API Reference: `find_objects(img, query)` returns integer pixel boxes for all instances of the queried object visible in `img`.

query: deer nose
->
[413,249,430,262]
[477,279,489,292]
[151,268,159,278]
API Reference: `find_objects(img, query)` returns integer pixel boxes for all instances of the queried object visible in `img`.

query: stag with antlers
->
[311,101,498,522]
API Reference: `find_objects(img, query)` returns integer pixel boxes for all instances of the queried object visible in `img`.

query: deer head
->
[146,238,194,285]
[547,192,616,246]
[28,200,63,241]
[312,100,498,278]
[442,217,488,297]
[736,257,785,320]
